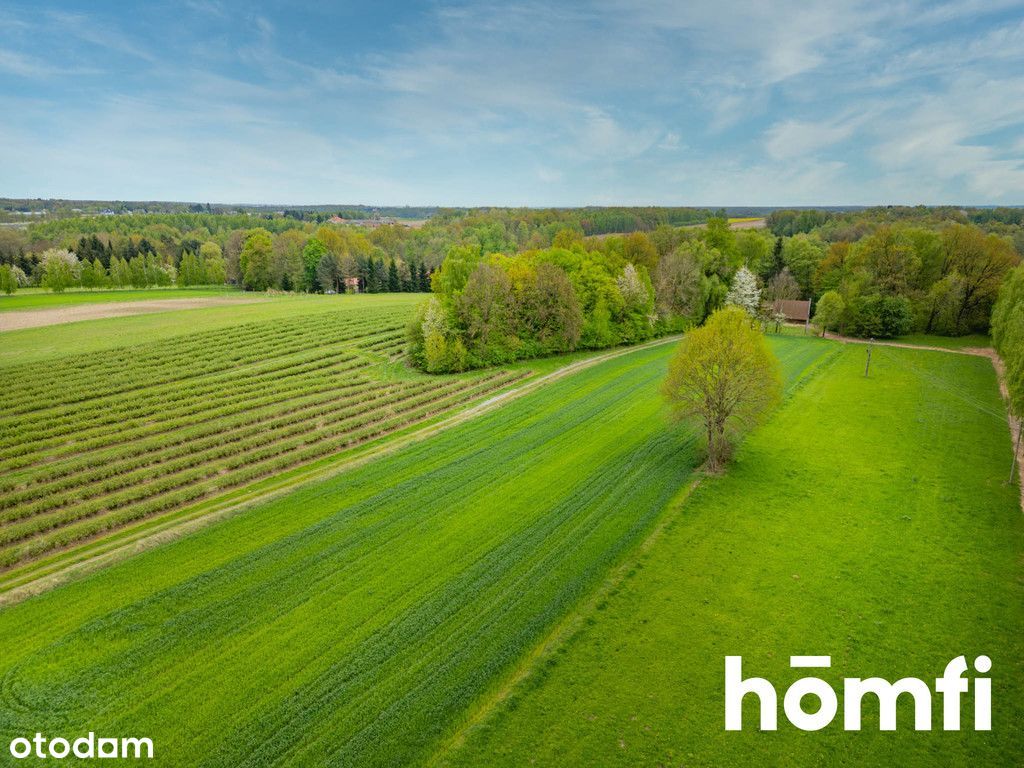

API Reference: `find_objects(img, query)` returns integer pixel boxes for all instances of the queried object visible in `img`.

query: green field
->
[896,333,992,350]
[0,286,244,312]
[0,294,528,584]
[0,335,831,767]
[0,301,1018,767]
[444,344,1024,767]
[0,293,426,366]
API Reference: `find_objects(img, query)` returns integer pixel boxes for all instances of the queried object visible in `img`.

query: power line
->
[872,346,1009,424]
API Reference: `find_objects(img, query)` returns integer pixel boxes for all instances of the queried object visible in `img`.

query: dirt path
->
[0,296,264,332]
[824,332,1023,508]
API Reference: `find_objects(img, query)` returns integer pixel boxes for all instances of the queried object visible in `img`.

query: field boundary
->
[0,335,682,606]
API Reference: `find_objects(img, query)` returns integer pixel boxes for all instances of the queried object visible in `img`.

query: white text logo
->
[9,733,154,760]
[725,655,991,731]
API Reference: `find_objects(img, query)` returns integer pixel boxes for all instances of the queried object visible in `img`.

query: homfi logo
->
[725,655,991,731]
[9,733,153,760]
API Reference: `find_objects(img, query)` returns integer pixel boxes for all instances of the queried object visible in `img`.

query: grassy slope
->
[0,293,426,367]
[0,336,830,768]
[0,286,244,311]
[445,345,1023,767]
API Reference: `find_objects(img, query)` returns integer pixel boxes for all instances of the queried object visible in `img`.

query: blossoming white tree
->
[725,265,761,316]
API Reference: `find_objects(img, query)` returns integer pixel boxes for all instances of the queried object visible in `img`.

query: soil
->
[0,297,263,332]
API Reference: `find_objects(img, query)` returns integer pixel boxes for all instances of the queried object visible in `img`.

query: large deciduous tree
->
[0,264,16,294]
[200,241,226,285]
[662,306,782,472]
[813,290,845,335]
[991,265,1024,419]
[40,248,81,293]
[239,229,273,291]
[622,232,659,272]
[654,245,708,325]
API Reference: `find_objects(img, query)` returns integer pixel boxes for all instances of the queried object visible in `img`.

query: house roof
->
[772,299,812,321]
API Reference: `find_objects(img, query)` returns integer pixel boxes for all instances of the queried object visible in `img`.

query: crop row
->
[0,353,375,472]
[0,355,365,463]
[0,369,525,568]
[0,376,387,505]
[0,304,410,395]
[2,310,407,413]
[1,379,431,536]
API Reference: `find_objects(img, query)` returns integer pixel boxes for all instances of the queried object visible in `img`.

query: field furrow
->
[0,335,834,768]
[0,301,528,572]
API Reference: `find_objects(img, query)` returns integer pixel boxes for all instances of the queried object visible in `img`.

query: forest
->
[1,206,1020,364]
[407,208,1022,371]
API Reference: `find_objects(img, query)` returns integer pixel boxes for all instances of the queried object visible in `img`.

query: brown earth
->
[0,296,264,332]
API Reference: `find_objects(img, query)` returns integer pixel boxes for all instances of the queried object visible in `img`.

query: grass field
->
[443,344,1024,767]
[0,294,426,366]
[0,335,832,767]
[0,294,528,581]
[0,286,244,312]
[896,333,992,349]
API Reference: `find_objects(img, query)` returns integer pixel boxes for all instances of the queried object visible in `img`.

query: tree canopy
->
[662,306,782,471]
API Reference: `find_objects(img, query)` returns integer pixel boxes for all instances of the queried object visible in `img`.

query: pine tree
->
[356,256,371,291]
[419,263,430,292]
[373,258,388,293]
[387,259,400,292]
[404,260,417,292]
[762,236,785,282]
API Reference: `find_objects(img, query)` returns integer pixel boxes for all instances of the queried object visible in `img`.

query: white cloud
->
[868,75,1024,199]
[2,0,1023,204]
[765,119,858,161]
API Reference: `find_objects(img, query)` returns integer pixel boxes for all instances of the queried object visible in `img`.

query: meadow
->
[0,294,528,586]
[0,334,831,767]
[0,286,243,312]
[443,343,1024,767]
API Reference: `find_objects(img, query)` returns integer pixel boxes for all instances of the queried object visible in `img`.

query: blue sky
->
[1,0,1023,205]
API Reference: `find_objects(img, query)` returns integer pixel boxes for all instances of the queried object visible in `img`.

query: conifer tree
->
[388,259,400,292]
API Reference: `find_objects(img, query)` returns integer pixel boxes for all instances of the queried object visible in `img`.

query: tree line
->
[1,208,1019,344]
[407,221,756,372]
[992,265,1024,425]
[406,208,1022,373]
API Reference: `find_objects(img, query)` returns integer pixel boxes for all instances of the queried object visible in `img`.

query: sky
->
[1,0,1023,206]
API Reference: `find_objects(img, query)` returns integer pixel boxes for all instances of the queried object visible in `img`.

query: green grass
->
[0,336,831,767]
[0,294,524,575]
[444,344,1023,767]
[896,333,991,349]
[0,286,244,312]
[0,293,426,367]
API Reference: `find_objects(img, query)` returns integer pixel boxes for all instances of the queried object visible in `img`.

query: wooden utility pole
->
[864,338,873,377]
